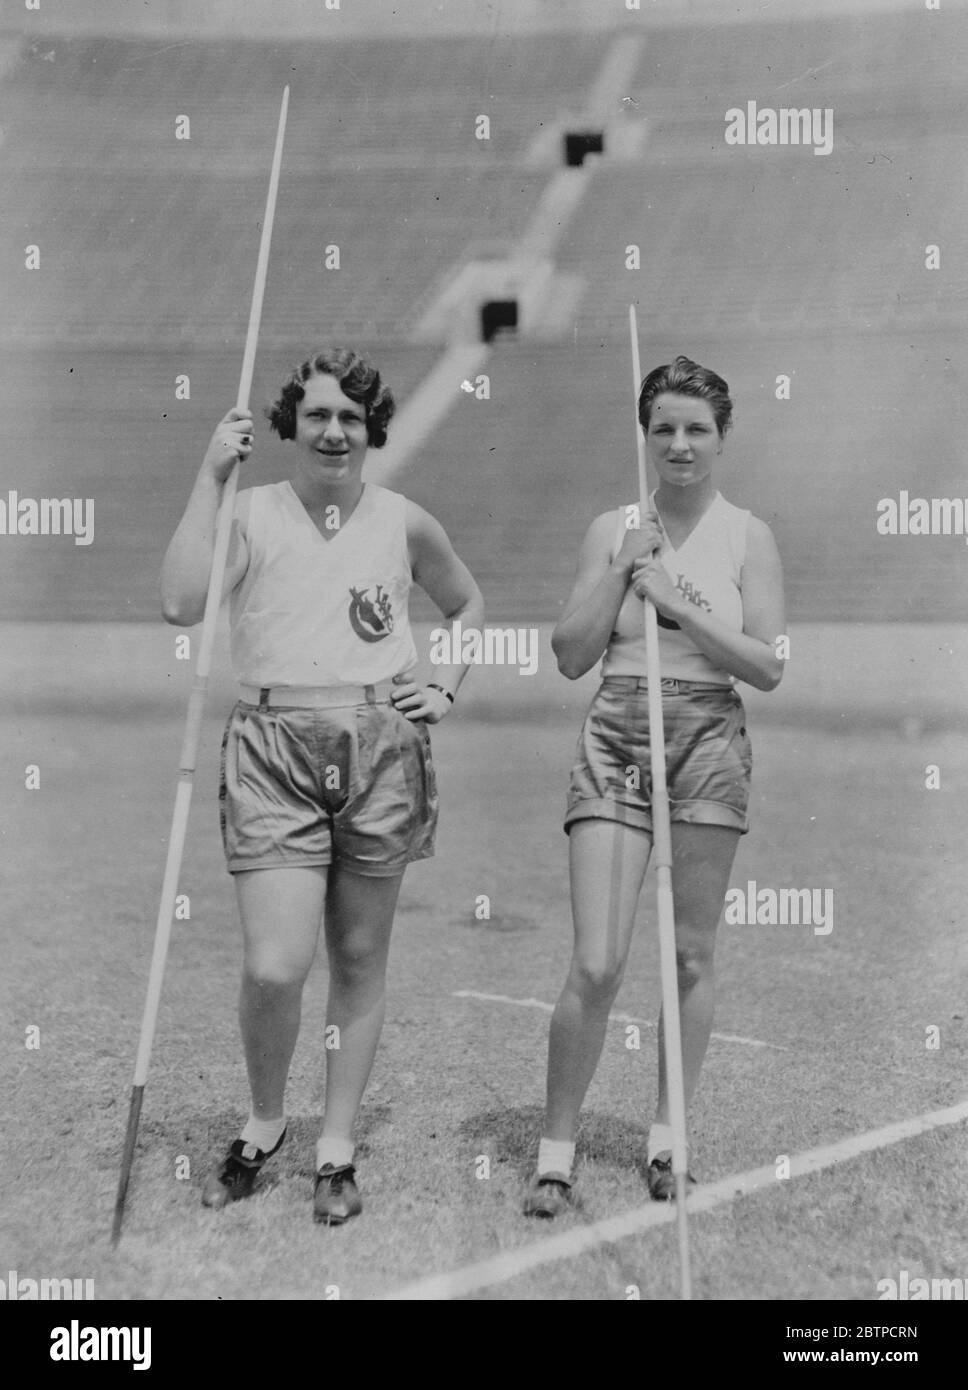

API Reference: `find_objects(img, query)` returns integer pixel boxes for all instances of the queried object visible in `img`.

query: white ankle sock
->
[537,1137,575,1179]
[647,1124,674,1164]
[316,1136,355,1172]
[240,1113,286,1153]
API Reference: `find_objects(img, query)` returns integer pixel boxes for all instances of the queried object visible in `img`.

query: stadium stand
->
[1,13,965,620]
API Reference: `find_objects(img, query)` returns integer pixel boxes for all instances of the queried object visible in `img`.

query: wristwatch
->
[427,683,454,704]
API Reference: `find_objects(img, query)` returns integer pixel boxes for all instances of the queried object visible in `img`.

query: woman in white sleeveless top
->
[162,349,483,1225]
[525,356,785,1216]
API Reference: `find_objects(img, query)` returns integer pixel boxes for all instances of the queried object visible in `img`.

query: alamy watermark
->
[878,1270,967,1300]
[1,1268,95,1299]
[429,621,538,676]
[725,102,833,157]
[0,491,94,545]
[50,1320,151,1370]
[724,880,833,936]
[876,491,968,539]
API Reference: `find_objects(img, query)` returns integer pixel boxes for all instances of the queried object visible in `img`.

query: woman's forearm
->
[672,603,783,691]
[431,587,486,699]
[160,468,225,626]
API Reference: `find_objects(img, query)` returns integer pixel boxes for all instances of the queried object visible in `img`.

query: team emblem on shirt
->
[675,574,712,613]
[348,584,394,643]
[654,573,713,629]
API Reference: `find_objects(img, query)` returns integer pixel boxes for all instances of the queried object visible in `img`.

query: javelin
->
[628,304,692,1299]
[111,87,290,1246]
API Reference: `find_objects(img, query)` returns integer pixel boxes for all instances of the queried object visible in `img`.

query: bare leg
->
[235,866,327,1120]
[544,820,653,1141]
[654,823,741,1128]
[319,867,403,1140]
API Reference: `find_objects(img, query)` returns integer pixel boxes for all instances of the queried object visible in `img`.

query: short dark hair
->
[267,348,395,448]
[638,355,733,438]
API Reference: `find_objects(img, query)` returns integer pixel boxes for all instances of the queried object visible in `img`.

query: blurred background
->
[1,0,966,638]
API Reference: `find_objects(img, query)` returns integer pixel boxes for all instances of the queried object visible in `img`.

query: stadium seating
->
[1,14,965,621]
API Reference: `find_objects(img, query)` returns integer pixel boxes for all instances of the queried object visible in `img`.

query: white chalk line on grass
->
[382,1098,968,1301]
[454,989,788,1052]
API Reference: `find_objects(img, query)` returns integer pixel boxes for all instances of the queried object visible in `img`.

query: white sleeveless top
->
[602,491,749,684]
[229,481,418,687]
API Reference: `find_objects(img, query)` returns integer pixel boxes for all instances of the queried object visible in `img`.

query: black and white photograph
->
[1,0,966,1334]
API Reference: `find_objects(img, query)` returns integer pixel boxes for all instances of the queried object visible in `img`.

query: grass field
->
[2,654,966,1300]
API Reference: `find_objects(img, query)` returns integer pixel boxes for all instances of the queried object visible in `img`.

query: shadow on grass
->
[456,1103,649,1178]
[451,1104,655,1296]
[138,1102,394,1191]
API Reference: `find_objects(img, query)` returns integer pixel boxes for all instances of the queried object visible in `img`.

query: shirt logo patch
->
[675,574,713,613]
[654,573,711,630]
[348,584,394,643]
